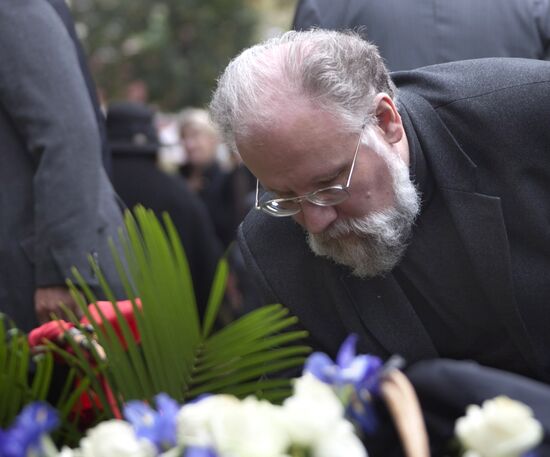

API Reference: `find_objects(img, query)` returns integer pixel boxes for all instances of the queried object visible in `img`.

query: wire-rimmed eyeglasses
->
[255,124,367,217]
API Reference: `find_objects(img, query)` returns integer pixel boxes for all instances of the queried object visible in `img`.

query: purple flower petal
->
[304,352,336,383]
[155,393,179,417]
[153,394,179,449]
[336,334,358,368]
[184,446,218,457]
[17,402,59,434]
[124,400,154,427]
[0,402,59,457]
[338,354,371,384]
[304,335,385,435]
[358,355,383,394]
[123,394,179,451]
[347,397,378,435]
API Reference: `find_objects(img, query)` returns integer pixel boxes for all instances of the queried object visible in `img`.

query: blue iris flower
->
[123,393,179,451]
[0,402,59,457]
[304,334,383,435]
[305,334,382,391]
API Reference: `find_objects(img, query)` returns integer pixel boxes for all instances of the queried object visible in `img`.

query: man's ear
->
[374,92,403,144]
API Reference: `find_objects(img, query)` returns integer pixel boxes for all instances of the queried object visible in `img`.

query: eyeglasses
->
[255,124,366,217]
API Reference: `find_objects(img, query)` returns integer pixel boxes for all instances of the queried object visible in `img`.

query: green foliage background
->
[72,0,296,111]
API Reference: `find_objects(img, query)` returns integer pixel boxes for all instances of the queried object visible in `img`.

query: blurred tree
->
[72,0,259,110]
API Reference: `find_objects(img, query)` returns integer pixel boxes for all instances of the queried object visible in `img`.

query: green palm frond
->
[65,206,309,417]
[0,316,78,429]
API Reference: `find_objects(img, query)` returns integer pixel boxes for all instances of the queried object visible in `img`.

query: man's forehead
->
[237,105,343,150]
[237,121,353,194]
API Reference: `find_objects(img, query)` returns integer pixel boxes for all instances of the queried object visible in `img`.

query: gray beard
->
[306,132,421,279]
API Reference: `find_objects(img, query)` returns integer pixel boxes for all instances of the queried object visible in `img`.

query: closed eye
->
[264,165,347,199]
[314,167,347,188]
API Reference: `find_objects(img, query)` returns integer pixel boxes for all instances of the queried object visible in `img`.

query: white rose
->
[177,395,240,447]
[313,420,368,457]
[79,419,156,457]
[58,446,82,457]
[210,396,290,457]
[455,396,543,457]
[463,452,483,457]
[281,373,345,447]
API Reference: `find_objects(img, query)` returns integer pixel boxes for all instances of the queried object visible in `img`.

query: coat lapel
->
[339,272,438,361]
[399,91,543,377]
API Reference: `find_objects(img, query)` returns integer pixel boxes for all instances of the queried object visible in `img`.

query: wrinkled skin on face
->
[237,95,419,278]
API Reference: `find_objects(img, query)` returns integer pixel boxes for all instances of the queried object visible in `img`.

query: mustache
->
[314,207,413,243]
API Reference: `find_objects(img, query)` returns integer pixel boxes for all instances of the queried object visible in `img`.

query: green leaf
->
[202,257,228,338]
[0,316,61,427]
[54,205,310,419]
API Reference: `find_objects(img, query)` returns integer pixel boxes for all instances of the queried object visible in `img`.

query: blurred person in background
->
[293,0,550,71]
[179,108,225,194]
[107,101,223,315]
[125,79,150,105]
[179,108,255,248]
[156,113,186,174]
[179,108,259,319]
[0,0,125,332]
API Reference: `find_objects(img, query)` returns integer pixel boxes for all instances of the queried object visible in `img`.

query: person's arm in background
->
[292,0,352,31]
[45,0,113,178]
[0,0,117,322]
[535,0,550,59]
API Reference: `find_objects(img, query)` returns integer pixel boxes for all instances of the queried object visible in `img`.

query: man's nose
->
[294,202,338,234]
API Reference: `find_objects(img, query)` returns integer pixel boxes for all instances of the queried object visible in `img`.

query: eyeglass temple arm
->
[255,179,261,209]
[345,124,366,188]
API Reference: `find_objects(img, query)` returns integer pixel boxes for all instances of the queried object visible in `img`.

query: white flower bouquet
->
[1,338,545,457]
[1,335,381,457]
[0,209,545,457]
[455,396,543,457]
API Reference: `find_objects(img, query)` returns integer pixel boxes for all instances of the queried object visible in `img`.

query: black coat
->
[293,0,550,70]
[112,156,223,313]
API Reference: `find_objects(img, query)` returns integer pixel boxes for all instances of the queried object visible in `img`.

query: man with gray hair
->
[210,30,550,387]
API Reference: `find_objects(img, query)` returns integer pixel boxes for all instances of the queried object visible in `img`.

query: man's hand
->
[34,286,84,324]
